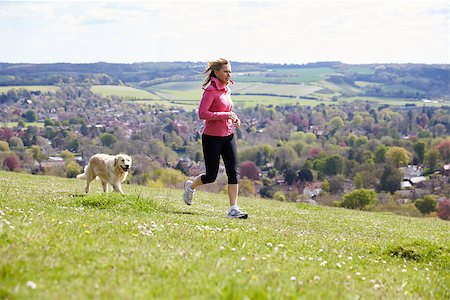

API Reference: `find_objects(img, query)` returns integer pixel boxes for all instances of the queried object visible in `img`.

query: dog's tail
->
[76,165,88,180]
[76,173,86,180]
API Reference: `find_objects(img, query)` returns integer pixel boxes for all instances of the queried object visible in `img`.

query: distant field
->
[0,85,59,93]
[91,85,161,100]
[342,66,376,75]
[92,77,446,110]
[234,67,339,83]
[3,122,45,128]
[340,96,444,107]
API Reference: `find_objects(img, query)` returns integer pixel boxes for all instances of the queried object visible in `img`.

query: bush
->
[414,195,437,215]
[2,154,21,171]
[239,177,256,197]
[273,191,286,202]
[340,189,377,210]
[66,161,82,178]
[147,168,186,189]
[436,198,450,221]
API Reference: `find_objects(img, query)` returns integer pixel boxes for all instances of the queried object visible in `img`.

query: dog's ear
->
[114,156,119,167]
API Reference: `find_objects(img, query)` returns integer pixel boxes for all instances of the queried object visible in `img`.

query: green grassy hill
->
[0,171,449,299]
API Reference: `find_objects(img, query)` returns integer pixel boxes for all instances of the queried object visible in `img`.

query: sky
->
[0,0,448,65]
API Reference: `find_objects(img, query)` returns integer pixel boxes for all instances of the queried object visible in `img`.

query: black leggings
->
[201,133,239,184]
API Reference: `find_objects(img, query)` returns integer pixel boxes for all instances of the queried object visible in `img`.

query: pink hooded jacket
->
[198,77,234,137]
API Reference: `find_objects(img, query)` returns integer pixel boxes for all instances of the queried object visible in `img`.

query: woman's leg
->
[191,134,223,189]
[221,134,239,206]
[228,183,238,206]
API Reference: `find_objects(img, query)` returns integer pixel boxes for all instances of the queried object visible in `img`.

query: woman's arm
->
[198,90,232,120]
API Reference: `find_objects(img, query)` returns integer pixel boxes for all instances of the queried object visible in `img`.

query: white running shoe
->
[227,207,248,219]
[183,180,194,205]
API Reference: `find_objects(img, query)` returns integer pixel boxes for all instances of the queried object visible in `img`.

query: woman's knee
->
[201,174,217,184]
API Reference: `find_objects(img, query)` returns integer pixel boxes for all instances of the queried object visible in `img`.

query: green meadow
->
[1,171,449,299]
[0,86,59,93]
[91,85,161,100]
[4,122,45,128]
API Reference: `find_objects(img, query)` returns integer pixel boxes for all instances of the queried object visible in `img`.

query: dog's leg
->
[85,179,92,193]
[101,181,108,193]
[112,184,124,194]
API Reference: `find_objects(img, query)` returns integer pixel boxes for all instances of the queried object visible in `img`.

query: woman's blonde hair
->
[202,58,229,88]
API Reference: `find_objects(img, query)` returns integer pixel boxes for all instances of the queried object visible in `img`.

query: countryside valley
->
[0,61,449,219]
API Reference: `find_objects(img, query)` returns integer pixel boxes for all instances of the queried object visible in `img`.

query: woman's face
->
[214,63,232,85]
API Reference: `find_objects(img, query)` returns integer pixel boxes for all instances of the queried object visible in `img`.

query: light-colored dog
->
[77,153,132,194]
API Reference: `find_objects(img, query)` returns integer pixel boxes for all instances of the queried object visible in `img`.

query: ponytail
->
[202,58,229,88]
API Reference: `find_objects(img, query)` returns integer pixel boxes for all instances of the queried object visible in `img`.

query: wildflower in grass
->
[241,257,246,261]
[236,269,242,273]
[374,284,381,290]
[267,242,273,247]
[278,244,284,248]
[314,275,320,281]
[320,261,327,266]
[348,256,353,261]
[231,248,236,252]
[290,276,296,281]
[299,256,305,261]
[336,263,342,268]
[27,281,37,289]
[219,246,224,250]
[401,269,406,273]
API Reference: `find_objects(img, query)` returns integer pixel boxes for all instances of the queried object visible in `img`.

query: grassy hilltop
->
[0,171,449,299]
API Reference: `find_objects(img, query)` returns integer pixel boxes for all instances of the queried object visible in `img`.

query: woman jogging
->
[183,58,248,219]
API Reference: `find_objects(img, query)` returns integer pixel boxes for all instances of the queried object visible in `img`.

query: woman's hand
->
[230,112,241,128]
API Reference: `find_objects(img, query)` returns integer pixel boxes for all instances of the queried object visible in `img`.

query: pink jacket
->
[198,77,234,137]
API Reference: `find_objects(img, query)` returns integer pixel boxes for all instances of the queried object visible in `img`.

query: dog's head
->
[114,154,132,172]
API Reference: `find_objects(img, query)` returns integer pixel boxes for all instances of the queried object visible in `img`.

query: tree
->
[413,141,426,164]
[414,195,437,215]
[0,141,9,152]
[298,168,313,182]
[323,154,345,176]
[22,109,37,122]
[328,175,345,194]
[3,154,21,171]
[100,133,118,148]
[435,139,450,163]
[273,146,298,171]
[340,189,377,210]
[8,137,24,151]
[386,146,412,168]
[239,161,260,180]
[374,144,387,163]
[239,177,256,197]
[284,167,299,185]
[437,198,450,221]
[424,149,439,173]
[329,116,344,134]
[379,165,402,194]
[66,161,82,178]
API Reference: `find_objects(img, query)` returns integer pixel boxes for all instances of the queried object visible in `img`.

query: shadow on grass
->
[164,209,203,216]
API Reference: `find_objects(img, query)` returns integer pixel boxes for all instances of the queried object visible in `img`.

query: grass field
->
[91,85,161,100]
[0,86,59,93]
[1,171,449,299]
[3,122,45,128]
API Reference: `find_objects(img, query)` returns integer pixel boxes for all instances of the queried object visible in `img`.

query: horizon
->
[0,60,449,66]
[0,0,448,65]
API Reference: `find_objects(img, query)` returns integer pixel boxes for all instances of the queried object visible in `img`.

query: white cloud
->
[0,0,447,64]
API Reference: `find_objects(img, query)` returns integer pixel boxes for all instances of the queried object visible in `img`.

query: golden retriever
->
[77,153,132,194]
